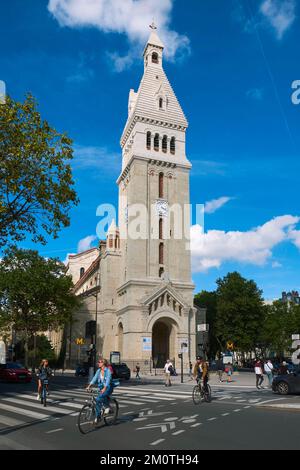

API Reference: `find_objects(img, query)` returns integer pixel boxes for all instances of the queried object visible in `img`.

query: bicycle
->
[77,389,119,434]
[40,378,49,407]
[192,378,212,404]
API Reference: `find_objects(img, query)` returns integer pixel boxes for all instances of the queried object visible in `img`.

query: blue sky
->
[1,0,300,299]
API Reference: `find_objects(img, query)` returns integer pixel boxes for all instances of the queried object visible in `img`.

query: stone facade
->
[67,28,196,371]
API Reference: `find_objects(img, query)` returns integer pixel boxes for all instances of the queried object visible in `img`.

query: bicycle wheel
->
[78,404,96,434]
[204,384,212,403]
[192,385,202,405]
[104,398,119,426]
[41,387,46,407]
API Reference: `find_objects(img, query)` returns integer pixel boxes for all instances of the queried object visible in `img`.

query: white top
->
[164,362,173,374]
[264,362,273,373]
[255,366,262,375]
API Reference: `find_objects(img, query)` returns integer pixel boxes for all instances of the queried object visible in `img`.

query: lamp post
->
[92,273,100,373]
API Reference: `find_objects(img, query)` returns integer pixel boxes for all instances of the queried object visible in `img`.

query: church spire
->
[143,23,164,69]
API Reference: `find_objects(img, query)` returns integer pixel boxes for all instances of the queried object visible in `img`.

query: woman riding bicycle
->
[86,358,113,423]
[36,359,52,400]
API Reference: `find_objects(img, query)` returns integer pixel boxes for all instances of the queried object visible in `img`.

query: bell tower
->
[116,26,196,366]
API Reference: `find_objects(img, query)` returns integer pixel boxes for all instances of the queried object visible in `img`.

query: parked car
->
[0,362,32,383]
[75,364,89,377]
[272,367,300,395]
[111,363,131,381]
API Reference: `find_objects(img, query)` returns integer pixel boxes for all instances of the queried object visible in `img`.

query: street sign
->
[142,337,152,351]
[75,338,85,345]
[197,324,209,332]
[292,334,300,340]
[179,338,188,353]
[226,341,234,351]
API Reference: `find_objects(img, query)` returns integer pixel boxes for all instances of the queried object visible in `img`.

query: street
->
[0,372,300,450]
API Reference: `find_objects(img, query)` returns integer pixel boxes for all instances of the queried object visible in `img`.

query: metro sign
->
[75,338,85,345]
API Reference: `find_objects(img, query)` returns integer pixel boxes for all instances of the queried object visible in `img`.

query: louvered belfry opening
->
[159,172,164,198]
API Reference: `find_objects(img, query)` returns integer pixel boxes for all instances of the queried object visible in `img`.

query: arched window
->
[170,137,176,155]
[159,218,163,240]
[159,267,164,278]
[115,236,120,249]
[154,133,159,152]
[159,243,164,265]
[80,267,85,278]
[109,236,113,248]
[159,97,163,109]
[159,172,164,198]
[162,135,167,153]
[146,131,151,150]
[152,52,159,64]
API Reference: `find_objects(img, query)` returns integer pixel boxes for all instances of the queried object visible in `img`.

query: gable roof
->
[141,282,189,308]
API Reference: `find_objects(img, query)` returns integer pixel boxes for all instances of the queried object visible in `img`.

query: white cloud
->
[48,0,190,71]
[73,145,119,172]
[288,228,300,249]
[246,88,264,101]
[77,235,98,253]
[191,215,300,273]
[271,261,282,268]
[260,0,296,39]
[205,197,233,214]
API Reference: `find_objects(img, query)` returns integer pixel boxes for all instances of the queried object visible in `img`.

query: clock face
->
[156,200,169,217]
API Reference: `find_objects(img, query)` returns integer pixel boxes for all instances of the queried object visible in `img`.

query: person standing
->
[135,363,141,379]
[264,359,274,387]
[255,359,264,389]
[279,361,289,375]
[225,362,233,383]
[164,359,173,387]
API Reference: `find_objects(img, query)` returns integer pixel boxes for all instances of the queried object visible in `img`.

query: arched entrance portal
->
[152,318,177,368]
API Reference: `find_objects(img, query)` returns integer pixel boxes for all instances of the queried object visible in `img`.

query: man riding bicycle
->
[193,356,209,389]
[86,358,113,423]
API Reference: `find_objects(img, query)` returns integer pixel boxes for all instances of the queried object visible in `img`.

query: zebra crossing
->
[0,385,273,433]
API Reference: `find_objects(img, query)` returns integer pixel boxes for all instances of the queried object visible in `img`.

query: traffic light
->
[178,353,183,359]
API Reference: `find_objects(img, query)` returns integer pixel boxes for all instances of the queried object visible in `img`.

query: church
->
[66,26,197,372]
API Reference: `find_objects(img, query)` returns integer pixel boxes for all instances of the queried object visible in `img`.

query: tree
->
[262,301,300,357]
[0,246,81,367]
[194,290,219,358]
[0,94,78,247]
[215,272,266,354]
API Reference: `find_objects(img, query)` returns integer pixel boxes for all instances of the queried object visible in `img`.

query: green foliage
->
[28,334,56,367]
[262,301,300,356]
[0,94,79,247]
[215,272,266,352]
[0,246,81,366]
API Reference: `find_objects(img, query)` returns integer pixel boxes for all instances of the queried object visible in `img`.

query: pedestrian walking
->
[264,359,274,387]
[255,359,264,389]
[225,362,233,383]
[135,363,141,379]
[164,359,173,387]
[216,358,224,383]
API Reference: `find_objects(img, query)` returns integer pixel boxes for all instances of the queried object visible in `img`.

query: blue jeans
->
[95,386,113,417]
[266,372,273,386]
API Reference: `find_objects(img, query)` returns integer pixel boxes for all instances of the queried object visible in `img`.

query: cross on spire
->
[149,20,157,30]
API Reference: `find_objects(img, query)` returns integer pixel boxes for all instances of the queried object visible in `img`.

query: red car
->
[0,362,32,383]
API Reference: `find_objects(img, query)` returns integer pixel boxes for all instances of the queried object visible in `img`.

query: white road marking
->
[1,398,74,415]
[150,439,165,446]
[0,403,48,420]
[191,423,202,428]
[207,417,217,421]
[233,409,241,412]
[46,428,63,434]
[0,414,24,427]
[221,413,230,417]
[172,430,185,436]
